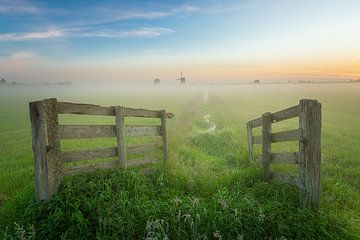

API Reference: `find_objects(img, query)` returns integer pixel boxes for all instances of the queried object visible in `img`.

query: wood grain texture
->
[126,125,162,137]
[248,117,262,128]
[58,125,161,139]
[271,172,300,188]
[115,106,127,169]
[160,110,168,162]
[271,105,299,123]
[299,99,321,209]
[29,98,62,201]
[61,147,118,163]
[271,152,299,164]
[246,122,254,161]
[127,144,162,155]
[262,112,272,181]
[57,101,174,118]
[63,161,118,176]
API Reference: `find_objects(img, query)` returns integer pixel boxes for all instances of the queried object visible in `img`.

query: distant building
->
[254,79,260,84]
[177,72,186,84]
[154,78,160,85]
[57,81,71,85]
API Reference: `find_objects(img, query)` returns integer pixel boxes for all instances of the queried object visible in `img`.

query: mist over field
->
[1,83,360,238]
[1,0,360,238]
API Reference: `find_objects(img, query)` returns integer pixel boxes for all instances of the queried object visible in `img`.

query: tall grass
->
[0,84,360,239]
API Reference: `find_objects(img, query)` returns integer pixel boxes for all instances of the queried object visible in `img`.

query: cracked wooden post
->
[160,110,168,162]
[115,106,127,170]
[299,99,321,209]
[246,122,253,161]
[29,98,62,201]
[262,112,272,181]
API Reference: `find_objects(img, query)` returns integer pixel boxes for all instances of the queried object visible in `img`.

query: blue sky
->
[1,0,360,83]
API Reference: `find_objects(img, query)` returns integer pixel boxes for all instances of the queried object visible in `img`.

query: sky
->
[0,0,360,84]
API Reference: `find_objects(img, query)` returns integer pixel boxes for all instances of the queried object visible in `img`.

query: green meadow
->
[0,84,359,239]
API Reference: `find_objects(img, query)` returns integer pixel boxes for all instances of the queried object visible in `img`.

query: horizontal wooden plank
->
[127,144,162,155]
[61,147,118,163]
[252,135,262,144]
[271,172,299,188]
[57,102,174,118]
[58,125,116,139]
[271,129,300,143]
[127,157,159,167]
[248,117,262,128]
[124,108,174,118]
[271,152,299,164]
[58,102,114,116]
[58,125,161,139]
[126,125,161,137]
[63,161,117,176]
[272,105,299,123]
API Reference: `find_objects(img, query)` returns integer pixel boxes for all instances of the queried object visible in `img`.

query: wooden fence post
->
[299,99,321,209]
[29,98,62,201]
[246,122,253,161]
[115,106,127,169]
[262,112,272,181]
[160,110,168,161]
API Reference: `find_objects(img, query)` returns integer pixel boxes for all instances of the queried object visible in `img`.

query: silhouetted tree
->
[154,79,160,85]
[0,78,6,85]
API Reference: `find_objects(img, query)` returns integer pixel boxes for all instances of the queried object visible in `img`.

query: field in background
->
[0,83,360,239]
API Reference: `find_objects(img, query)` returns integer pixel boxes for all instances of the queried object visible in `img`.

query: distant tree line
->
[0,78,71,86]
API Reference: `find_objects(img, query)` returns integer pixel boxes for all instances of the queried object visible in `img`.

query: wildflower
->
[213,230,222,239]
[189,196,199,207]
[237,234,244,240]
[258,208,265,222]
[173,196,182,205]
[219,199,228,210]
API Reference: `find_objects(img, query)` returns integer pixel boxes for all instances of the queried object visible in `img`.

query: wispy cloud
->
[80,27,174,38]
[0,1,41,14]
[0,30,64,41]
[88,3,200,23]
[10,51,37,60]
[0,27,174,41]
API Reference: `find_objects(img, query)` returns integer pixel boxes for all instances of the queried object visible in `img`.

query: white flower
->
[237,234,244,240]
[258,208,265,222]
[219,199,228,210]
[213,230,222,239]
[173,196,182,205]
[189,196,199,206]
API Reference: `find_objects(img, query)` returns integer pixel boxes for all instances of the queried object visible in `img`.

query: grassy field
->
[0,83,359,239]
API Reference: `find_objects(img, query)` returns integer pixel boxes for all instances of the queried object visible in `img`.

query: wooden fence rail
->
[246,99,321,209]
[29,98,174,201]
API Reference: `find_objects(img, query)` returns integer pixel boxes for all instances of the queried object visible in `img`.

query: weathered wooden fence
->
[29,98,174,201]
[246,99,321,209]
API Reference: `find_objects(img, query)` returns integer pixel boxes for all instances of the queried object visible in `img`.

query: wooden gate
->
[29,98,174,201]
[246,99,321,209]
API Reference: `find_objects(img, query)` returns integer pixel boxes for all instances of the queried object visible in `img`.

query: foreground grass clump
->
[0,167,356,240]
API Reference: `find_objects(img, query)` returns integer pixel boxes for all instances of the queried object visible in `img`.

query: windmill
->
[177,71,186,84]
